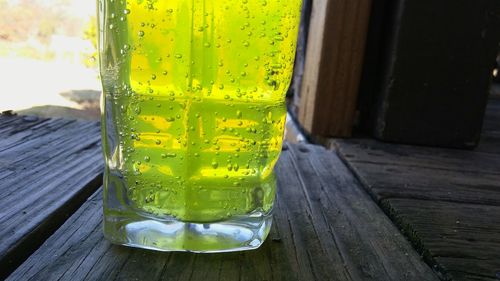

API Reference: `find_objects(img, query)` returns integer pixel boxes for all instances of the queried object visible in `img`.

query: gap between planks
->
[8,143,438,281]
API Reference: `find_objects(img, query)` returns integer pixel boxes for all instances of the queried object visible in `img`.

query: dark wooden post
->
[367,0,500,148]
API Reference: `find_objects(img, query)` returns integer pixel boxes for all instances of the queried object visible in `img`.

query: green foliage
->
[0,0,93,62]
[84,16,98,49]
[82,16,98,68]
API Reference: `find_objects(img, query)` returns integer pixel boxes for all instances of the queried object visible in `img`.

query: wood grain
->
[335,102,500,281]
[477,96,500,154]
[8,144,438,281]
[298,0,372,137]
[0,116,103,279]
[390,199,500,281]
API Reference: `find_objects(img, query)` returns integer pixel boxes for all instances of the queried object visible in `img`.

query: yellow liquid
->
[100,0,301,222]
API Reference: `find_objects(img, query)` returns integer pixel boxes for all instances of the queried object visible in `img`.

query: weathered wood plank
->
[347,164,500,206]
[435,257,500,281]
[389,199,500,281]
[8,144,438,281]
[335,139,500,206]
[286,145,438,280]
[336,139,500,175]
[335,137,500,280]
[0,116,31,132]
[0,116,104,279]
[297,0,372,137]
[0,116,50,137]
[0,118,76,155]
[476,96,500,155]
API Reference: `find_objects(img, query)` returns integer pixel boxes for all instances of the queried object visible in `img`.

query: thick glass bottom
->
[102,169,275,252]
[103,210,272,253]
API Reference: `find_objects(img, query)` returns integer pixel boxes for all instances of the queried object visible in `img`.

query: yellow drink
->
[100,0,302,251]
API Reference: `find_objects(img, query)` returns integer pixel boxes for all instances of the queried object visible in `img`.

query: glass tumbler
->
[98,0,302,252]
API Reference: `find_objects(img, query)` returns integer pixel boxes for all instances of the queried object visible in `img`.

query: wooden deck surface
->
[0,116,103,279]
[1,115,438,281]
[334,97,500,281]
[3,96,499,280]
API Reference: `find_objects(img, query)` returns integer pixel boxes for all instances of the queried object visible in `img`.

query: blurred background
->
[0,0,499,135]
[0,0,100,120]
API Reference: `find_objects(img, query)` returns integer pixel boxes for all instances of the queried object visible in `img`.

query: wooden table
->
[0,115,439,280]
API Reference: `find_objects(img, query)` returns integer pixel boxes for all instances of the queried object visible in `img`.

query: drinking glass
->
[99,0,302,252]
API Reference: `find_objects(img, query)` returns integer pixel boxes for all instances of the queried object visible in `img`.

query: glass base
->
[102,170,274,252]
[103,210,272,253]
